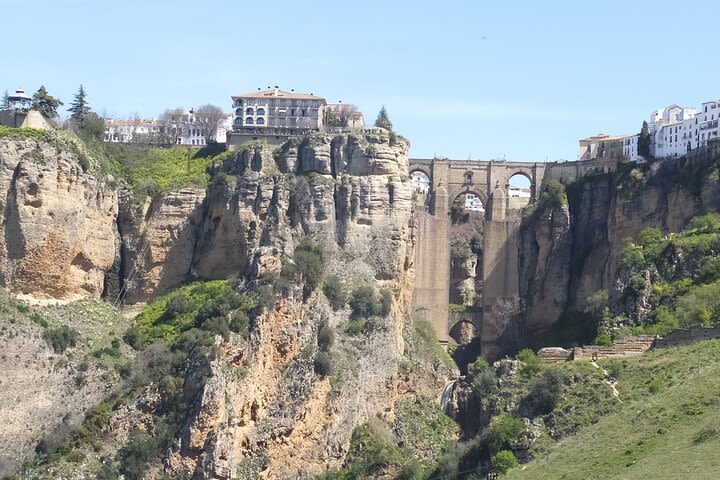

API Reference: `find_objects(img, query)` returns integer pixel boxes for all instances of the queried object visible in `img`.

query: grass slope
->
[506,339,720,480]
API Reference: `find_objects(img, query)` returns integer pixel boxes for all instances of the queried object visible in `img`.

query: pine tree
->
[1,90,9,109]
[374,105,393,131]
[32,86,63,119]
[68,85,90,128]
[637,120,651,158]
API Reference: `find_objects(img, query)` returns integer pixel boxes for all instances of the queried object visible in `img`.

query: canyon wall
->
[519,151,720,340]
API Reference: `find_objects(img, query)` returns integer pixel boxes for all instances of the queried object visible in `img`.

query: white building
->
[649,101,720,158]
[464,193,485,212]
[622,134,643,162]
[410,171,430,194]
[105,118,163,143]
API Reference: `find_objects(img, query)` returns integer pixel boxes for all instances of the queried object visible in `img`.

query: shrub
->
[698,255,720,284]
[229,310,250,335]
[294,237,324,290]
[537,179,568,210]
[349,285,392,318]
[117,430,160,480]
[317,320,334,351]
[349,286,378,317]
[688,212,720,234]
[323,275,347,310]
[43,325,79,353]
[468,357,490,377]
[30,312,49,328]
[491,450,519,474]
[314,351,333,377]
[164,296,189,319]
[516,348,541,378]
[594,334,613,347]
[621,239,645,270]
[523,368,567,416]
[397,459,425,480]
[200,316,230,340]
[486,412,525,452]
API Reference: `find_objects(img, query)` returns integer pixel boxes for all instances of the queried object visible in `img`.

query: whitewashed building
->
[464,193,485,212]
[410,171,430,194]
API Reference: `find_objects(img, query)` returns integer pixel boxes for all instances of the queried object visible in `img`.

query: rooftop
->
[232,88,325,101]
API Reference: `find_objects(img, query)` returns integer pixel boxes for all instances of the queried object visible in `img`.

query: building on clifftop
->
[0,89,50,130]
[227,87,327,149]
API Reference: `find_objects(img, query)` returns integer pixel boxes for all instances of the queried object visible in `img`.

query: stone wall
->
[538,335,656,363]
[652,325,720,349]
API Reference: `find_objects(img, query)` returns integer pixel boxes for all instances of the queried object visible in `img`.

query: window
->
[291,100,298,107]
[246,117,254,125]
[301,109,307,116]
[269,100,276,107]
[234,117,242,124]
[290,109,296,116]
[302,100,308,107]
[235,108,242,115]
[257,108,265,115]
[234,99,242,107]
[246,107,254,115]
[281,99,289,107]
[313,100,320,108]
[257,117,265,125]
[279,118,286,126]
[269,118,275,126]
[290,118,297,126]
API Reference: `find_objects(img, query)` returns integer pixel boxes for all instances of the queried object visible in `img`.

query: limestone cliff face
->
[0,137,118,299]
[518,153,720,336]
[127,133,443,479]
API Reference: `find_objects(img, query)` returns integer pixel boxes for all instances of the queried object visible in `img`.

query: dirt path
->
[591,360,622,401]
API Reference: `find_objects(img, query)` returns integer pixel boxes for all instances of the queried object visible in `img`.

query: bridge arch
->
[449,319,478,344]
[449,187,488,211]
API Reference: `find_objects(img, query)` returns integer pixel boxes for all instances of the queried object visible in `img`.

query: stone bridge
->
[410,158,546,357]
[410,156,614,358]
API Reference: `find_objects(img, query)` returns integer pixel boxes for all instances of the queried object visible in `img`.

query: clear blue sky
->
[2,0,718,162]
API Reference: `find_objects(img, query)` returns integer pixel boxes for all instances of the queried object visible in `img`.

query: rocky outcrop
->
[518,152,720,340]
[0,137,118,299]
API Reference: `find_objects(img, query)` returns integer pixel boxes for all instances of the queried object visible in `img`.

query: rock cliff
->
[518,152,720,339]
[0,137,118,300]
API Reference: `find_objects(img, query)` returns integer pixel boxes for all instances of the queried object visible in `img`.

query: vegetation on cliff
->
[505,339,720,479]
[593,212,720,338]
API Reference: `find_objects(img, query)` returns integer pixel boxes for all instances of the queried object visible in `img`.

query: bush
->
[294,237,324,290]
[44,325,80,353]
[314,351,333,377]
[516,348,541,378]
[523,368,567,416]
[117,430,161,480]
[486,412,525,452]
[491,450,519,474]
[349,286,378,317]
[688,212,720,234]
[698,256,720,284]
[594,334,613,347]
[468,357,490,377]
[349,286,392,318]
[537,179,568,210]
[323,275,347,310]
[164,296,189,319]
[317,320,334,351]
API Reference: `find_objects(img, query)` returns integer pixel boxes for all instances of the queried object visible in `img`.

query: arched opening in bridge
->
[410,170,430,194]
[449,191,484,318]
[508,173,532,199]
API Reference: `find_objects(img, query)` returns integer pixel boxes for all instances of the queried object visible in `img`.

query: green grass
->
[505,339,720,480]
[112,145,213,195]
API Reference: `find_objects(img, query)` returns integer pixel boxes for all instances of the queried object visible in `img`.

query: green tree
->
[80,111,106,141]
[637,120,651,159]
[491,450,519,474]
[1,90,9,109]
[374,105,393,131]
[68,84,90,128]
[31,85,63,119]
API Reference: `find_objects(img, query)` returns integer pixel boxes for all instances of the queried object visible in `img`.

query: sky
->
[2,0,719,162]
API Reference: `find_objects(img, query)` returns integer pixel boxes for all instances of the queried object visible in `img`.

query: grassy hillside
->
[505,339,720,480]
